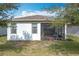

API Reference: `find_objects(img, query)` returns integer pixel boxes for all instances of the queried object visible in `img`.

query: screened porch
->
[41,23,65,40]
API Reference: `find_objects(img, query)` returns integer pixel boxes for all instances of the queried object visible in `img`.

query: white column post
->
[7,23,11,40]
[65,24,67,39]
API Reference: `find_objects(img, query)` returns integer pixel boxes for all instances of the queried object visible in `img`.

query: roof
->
[15,15,48,19]
[12,15,50,22]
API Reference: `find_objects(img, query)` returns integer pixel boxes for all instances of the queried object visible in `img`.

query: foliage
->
[51,19,65,26]
[64,4,79,25]
[0,3,19,27]
[48,3,79,25]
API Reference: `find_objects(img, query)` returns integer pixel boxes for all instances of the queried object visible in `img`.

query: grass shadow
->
[0,35,6,37]
[0,41,23,53]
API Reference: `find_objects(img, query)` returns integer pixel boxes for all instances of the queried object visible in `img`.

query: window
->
[32,23,37,33]
[11,23,17,34]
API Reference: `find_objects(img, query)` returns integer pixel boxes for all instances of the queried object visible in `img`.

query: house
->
[7,15,67,40]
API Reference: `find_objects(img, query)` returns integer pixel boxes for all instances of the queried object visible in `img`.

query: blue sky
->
[19,3,65,11]
[14,3,65,17]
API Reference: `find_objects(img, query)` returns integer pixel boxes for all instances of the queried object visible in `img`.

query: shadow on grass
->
[49,40,79,55]
[0,35,6,37]
[0,41,23,53]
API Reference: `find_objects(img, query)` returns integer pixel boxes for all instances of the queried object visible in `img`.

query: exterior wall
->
[7,23,41,40]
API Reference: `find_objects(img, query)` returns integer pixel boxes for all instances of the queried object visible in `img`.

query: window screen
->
[11,23,17,34]
[32,23,37,33]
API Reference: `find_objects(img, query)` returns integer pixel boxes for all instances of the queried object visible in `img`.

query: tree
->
[48,3,79,25]
[64,3,79,25]
[0,3,19,27]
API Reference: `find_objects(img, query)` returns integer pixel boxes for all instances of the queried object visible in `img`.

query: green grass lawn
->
[0,35,79,56]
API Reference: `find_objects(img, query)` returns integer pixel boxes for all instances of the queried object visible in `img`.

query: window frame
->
[32,23,37,34]
[11,23,17,34]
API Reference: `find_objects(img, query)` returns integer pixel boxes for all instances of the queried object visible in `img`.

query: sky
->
[14,3,65,18]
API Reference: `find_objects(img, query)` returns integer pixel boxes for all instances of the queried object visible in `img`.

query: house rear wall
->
[7,23,41,40]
